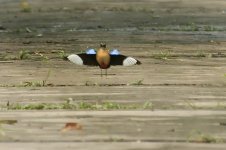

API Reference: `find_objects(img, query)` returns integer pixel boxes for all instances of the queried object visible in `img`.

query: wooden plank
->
[0,110,226,143]
[0,142,226,150]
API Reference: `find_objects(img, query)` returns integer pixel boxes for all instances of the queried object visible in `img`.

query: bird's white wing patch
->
[123,57,137,66]
[110,49,120,55]
[67,54,83,65]
[86,49,96,54]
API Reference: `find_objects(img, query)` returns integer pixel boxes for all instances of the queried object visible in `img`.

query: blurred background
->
[1,0,226,52]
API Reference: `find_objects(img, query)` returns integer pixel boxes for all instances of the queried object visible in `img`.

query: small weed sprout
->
[184,100,197,110]
[143,101,154,110]
[204,25,216,31]
[0,125,5,136]
[188,130,221,143]
[19,50,30,60]
[58,50,68,60]
[196,51,206,57]
[153,51,171,60]
[85,81,97,86]
[21,69,52,87]
[130,79,144,86]
[20,0,32,13]
[22,81,43,87]
[42,69,51,86]
[35,52,49,61]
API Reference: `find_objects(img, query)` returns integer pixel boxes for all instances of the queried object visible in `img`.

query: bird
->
[67,43,141,76]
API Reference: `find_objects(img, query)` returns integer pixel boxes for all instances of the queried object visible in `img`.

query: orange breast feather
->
[96,49,111,69]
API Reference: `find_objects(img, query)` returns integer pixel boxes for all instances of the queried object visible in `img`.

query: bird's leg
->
[101,69,102,77]
[105,69,107,77]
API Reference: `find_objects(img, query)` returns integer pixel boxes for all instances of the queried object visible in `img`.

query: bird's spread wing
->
[110,54,141,66]
[68,53,98,66]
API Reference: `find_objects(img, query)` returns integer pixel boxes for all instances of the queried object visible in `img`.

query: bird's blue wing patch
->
[86,49,96,54]
[110,49,120,55]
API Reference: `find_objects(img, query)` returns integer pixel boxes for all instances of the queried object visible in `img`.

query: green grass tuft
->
[195,51,206,58]
[130,79,144,86]
[19,50,31,60]
[4,101,154,111]
[152,51,171,60]
[58,50,68,60]
[20,0,32,13]
[188,130,222,143]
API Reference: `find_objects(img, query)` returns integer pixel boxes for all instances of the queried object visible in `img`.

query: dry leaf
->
[61,122,82,132]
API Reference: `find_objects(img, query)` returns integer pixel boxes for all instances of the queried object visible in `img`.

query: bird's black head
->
[100,42,106,48]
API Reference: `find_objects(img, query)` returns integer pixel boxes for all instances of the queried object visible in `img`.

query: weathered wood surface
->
[0,0,226,149]
[1,142,226,150]
[1,111,226,149]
